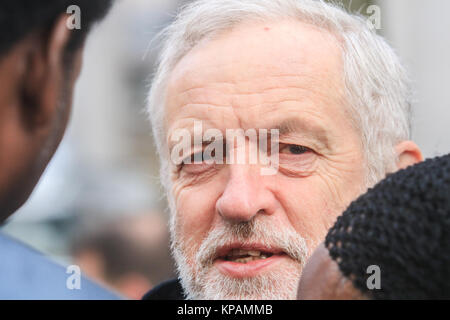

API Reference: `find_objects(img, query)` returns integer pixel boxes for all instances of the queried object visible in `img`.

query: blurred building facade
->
[381,0,450,158]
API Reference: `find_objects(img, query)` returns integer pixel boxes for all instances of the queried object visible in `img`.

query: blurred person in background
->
[297,154,450,300]
[144,0,423,300]
[71,213,175,300]
[0,1,115,299]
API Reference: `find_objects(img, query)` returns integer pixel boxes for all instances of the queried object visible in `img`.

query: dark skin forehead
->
[297,243,366,300]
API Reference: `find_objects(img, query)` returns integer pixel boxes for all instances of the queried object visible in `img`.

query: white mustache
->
[195,217,309,268]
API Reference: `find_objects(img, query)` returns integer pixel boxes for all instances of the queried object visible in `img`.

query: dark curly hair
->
[325,154,450,300]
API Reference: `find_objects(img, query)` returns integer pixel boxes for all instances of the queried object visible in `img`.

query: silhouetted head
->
[0,1,112,221]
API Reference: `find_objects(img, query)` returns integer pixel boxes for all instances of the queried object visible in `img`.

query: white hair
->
[147,0,412,189]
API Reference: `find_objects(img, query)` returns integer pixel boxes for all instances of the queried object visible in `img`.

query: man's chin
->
[184,258,302,300]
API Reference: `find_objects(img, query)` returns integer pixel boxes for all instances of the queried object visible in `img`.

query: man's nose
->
[215,164,277,223]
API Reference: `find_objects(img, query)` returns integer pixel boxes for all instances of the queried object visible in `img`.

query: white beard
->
[171,214,310,300]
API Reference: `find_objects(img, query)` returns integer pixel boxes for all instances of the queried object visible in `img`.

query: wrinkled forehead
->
[164,19,346,133]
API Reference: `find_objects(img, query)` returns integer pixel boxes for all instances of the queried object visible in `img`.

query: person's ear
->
[21,14,76,130]
[395,140,423,170]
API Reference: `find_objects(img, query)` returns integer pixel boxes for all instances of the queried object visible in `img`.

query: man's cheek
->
[316,157,364,202]
[307,169,365,235]
[308,177,350,227]
[175,187,216,245]
[319,149,366,187]
[277,180,331,244]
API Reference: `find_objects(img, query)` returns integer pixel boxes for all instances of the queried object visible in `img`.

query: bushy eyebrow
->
[167,117,331,152]
[273,118,330,149]
[167,121,223,151]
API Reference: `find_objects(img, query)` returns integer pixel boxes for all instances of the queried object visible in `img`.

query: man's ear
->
[21,14,75,129]
[395,140,423,170]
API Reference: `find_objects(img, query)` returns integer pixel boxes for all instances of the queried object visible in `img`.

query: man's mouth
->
[221,248,275,263]
[213,244,289,277]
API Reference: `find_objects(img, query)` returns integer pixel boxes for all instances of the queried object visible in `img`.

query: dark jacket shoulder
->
[142,278,185,300]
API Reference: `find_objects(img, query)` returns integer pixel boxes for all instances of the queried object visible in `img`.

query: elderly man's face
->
[164,20,367,299]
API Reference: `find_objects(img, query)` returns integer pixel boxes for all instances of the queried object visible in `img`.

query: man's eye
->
[279,144,311,155]
[182,151,202,165]
[181,150,215,165]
